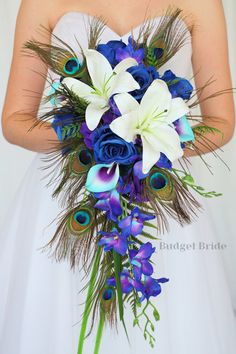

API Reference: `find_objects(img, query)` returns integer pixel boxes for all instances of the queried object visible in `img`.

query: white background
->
[0,0,236,308]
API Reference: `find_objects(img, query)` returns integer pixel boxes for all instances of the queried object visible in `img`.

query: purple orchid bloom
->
[94,189,122,222]
[116,35,144,64]
[80,122,93,149]
[137,276,169,302]
[108,95,121,116]
[101,109,118,124]
[106,268,135,294]
[120,161,148,202]
[98,228,130,256]
[118,207,155,237]
[156,153,172,170]
[129,242,155,280]
[116,161,147,203]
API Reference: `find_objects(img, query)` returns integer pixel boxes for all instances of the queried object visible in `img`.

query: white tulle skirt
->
[0,152,236,354]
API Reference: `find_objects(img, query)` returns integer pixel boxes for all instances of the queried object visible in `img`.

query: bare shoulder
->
[16,0,54,32]
[186,0,225,30]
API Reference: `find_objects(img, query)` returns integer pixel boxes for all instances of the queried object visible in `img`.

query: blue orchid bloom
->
[118,207,155,237]
[116,35,145,64]
[136,276,169,302]
[106,266,169,300]
[106,268,135,294]
[94,189,122,222]
[156,153,173,170]
[98,228,130,256]
[129,242,155,280]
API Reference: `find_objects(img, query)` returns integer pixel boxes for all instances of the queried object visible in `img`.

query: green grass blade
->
[93,310,105,354]
[77,248,101,354]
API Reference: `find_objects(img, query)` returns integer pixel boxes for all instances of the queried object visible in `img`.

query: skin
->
[1,0,235,157]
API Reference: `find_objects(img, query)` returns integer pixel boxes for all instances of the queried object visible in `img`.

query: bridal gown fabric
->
[1,12,236,354]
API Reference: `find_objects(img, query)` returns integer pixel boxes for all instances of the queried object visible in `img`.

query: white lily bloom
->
[61,49,140,131]
[109,79,190,174]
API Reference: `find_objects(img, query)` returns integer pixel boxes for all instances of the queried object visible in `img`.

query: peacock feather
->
[137,6,194,70]
[22,14,107,79]
[38,196,109,271]
[69,145,94,176]
[144,167,201,230]
[146,168,175,201]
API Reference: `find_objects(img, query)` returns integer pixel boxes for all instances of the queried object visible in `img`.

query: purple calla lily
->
[129,242,155,280]
[174,115,195,143]
[118,207,155,237]
[85,163,120,193]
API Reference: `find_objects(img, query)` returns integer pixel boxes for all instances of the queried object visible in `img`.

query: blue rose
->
[161,70,193,100]
[96,40,126,66]
[91,125,138,165]
[127,64,159,100]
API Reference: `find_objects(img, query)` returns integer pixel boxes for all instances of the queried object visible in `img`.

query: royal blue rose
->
[127,64,159,100]
[161,70,193,100]
[91,125,138,165]
[96,40,126,66]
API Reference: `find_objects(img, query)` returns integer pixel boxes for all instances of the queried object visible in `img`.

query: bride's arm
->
[1,0,59,153]
[184,0,235,157]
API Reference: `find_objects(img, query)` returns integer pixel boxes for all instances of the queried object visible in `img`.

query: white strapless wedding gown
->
[0,12,236,354]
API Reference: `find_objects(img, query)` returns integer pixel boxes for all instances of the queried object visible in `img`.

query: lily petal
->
[84,49,113,92]
[139,79,171,122]
[85,163,120,192]
[109,111,139,142]
[141,135,161,174]
[145,123,184,165]
[166,97,190,124]
[113,57,138,74]
[108,71,140,96]
[113,92,139,115]
[85,102,108,131]
[62,77,92,97]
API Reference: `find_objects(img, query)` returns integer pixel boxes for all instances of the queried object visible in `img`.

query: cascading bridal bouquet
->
[22,7,230,354]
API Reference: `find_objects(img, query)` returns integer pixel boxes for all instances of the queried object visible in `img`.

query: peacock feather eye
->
[146,168,174,201]
[63,57,81,75]
[146,38,167,68]
[102,288,114,301]
[69,145,93,175]
[150,172,168,190]
[67,207,94,235]
[100,287,115,313]
[154,46,164,59]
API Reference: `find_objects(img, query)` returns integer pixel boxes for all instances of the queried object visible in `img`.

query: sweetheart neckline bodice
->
[51,10,191,41]
[46,10,193,85]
